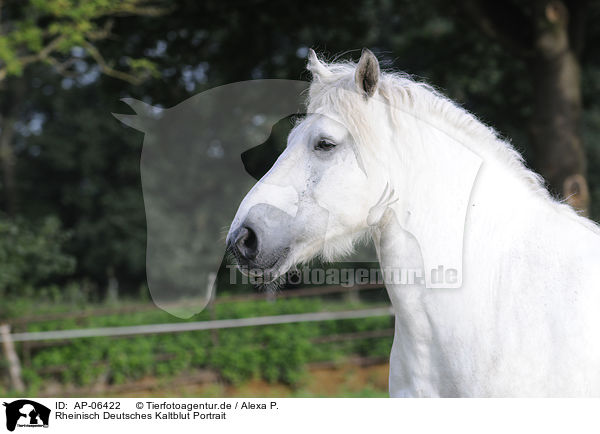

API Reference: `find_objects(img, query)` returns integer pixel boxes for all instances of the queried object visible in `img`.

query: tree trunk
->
[0,78,25,217]
[0,113,17,216]
[529,0,589,215]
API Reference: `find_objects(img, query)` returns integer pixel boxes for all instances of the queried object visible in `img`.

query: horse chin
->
[266,257,296,282]
[235,247,292,283]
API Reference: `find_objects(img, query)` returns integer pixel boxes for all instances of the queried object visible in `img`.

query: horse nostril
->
[235,226,259,260]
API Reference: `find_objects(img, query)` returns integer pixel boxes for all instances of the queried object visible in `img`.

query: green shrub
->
[0,215,75,302]
[15,297,393,394]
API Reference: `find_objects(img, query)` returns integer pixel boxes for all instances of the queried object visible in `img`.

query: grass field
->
[39,361,391,398]
[1,290,393,397]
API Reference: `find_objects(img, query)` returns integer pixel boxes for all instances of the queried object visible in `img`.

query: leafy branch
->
[0,0,169,85]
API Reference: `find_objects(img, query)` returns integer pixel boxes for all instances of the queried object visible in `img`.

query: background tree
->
[0,0,166,216]
[458,0,593,214]
[3,0,600,299]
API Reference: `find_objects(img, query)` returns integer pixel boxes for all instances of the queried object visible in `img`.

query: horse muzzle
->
[226,203,293,275]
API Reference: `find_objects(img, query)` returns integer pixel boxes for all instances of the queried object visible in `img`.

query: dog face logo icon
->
[3,400,50,432]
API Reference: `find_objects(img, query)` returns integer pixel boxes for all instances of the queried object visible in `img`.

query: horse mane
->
[306,57,600,235]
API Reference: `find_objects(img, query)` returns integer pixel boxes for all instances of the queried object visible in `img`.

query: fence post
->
[0,324,25,393]
[344,285,360,304]
[207,273,219,346]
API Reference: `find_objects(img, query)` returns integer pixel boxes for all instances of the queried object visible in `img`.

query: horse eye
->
[315,139,336,151]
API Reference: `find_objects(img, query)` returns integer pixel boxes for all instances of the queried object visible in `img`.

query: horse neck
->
[370,116,552,381]
[375,113,546,289]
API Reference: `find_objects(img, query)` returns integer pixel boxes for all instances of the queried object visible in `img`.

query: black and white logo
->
[3,400,50,432]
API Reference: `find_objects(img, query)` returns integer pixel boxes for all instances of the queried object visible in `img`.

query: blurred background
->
[1,0,600,397]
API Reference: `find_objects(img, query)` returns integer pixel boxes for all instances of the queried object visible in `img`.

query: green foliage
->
[21,84,148,285]
[14,297,393,394]
[128,58,160,78]
[4,0,599,299]
[0,215,75,300]
[0,0,165,81]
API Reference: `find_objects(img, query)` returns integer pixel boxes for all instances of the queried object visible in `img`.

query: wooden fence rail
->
[8,283,386,327]
[4,307,394,343]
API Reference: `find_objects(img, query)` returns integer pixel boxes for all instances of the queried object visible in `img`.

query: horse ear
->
[355,48,380,98]
[307,49,330,79]
[112,98,163,132]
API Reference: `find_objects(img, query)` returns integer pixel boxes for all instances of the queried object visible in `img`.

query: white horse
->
[227,48,600,397]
